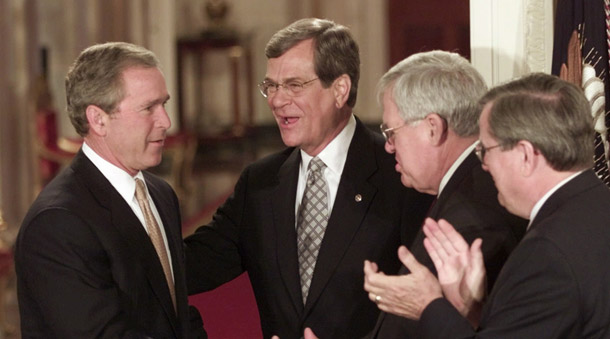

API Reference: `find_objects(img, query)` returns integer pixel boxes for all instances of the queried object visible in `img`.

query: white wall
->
[470,0,554,87]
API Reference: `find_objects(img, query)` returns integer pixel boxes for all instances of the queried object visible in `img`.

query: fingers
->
[423,226,450,261]
[469,238,484,272]
[397,246,425,274]
[363,260,379,276]
[423,219,458,259]
[423,237,443,270]
[437,219,469,252]
[304,327,319,339]
[364,260,387,304]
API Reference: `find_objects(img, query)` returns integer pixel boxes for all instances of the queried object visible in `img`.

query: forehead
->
[121,67,163,91]
[382,90,401,121]
[478,103,494,139]
[117,66,167,107]
[266,39,315,80]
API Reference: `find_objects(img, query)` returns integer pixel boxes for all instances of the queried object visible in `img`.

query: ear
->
[332,74,351,108]
[425,113,448,146]
[85,105,109,136]
[516,140,539,176]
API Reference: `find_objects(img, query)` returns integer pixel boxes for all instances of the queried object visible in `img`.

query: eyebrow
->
[140,94,170,109]
[263,76,302,83]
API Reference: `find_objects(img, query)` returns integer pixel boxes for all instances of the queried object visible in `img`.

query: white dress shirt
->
[82,142,174,279]
[295,114,357,224]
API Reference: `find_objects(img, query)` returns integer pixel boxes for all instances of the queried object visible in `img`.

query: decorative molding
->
[524,0,548,73]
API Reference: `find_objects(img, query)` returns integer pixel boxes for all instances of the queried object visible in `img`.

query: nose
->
[269,87,291,109]
[384,140,395,154]
[157,107,171,130]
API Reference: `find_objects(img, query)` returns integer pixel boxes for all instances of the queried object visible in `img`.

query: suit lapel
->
[529,170,599,231]
[272,148,304,313]
[304,121,378,312]
[145,175,182,331]
[431,151,478,218]
[408,151,478,271]
[108,190,177,320]
[73,152,178,334]
[371,151,477,338]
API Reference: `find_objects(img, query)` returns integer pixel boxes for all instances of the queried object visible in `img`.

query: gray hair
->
[377,50,487,137]
[65,42,160,136]
[265,18,360,108]
[481,72,594,171]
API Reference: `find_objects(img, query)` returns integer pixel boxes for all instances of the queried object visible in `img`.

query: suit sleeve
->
[16,209,145,338]
[419,237,580,338]
[184,167,248,294]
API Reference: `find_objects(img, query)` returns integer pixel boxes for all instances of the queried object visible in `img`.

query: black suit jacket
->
[15,150,200,338]
[419,170,610,338]
[185,117,433,339]
[373,151,527,338]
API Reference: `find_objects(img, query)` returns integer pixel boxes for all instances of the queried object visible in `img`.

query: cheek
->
[489,168,513,199]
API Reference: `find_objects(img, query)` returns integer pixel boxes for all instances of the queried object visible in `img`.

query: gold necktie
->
[134,178,176,311]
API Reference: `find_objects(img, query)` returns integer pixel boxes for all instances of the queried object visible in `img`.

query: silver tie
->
[296,157,329,304]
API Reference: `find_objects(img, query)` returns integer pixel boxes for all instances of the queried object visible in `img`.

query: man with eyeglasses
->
[365,72,610,338]
[184,18,433,338]
[364,50,527,338]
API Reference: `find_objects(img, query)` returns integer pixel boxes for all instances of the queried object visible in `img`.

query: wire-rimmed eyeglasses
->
[474,140,506,164]
[257,78,319,98]
[380,117,422,145]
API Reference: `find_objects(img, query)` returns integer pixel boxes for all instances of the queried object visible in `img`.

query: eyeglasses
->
[380,117,422,145]
[474,140,505,164]
[257,78,319,98]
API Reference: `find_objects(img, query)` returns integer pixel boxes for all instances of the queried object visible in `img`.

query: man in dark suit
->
[366,73,610,337]
[184,18,432,339]
[365,50,526,338]
[15,42,204,338]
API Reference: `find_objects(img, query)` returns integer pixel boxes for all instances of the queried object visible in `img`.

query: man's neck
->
[528,167,581,208]
[436,135,478,196]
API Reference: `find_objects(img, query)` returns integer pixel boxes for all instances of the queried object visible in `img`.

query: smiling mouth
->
[281,117,299,125]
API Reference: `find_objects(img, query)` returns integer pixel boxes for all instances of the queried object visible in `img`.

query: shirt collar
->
[528,170,583,229]
[300,114,356,176]
[438,142,477,197]
[82,142,144,202]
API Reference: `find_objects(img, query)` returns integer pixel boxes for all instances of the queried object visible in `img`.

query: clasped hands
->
[363,218,486,327]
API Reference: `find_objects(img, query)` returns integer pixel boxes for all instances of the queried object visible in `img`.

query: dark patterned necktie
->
[297,157,329,304]
[135,178,176,312]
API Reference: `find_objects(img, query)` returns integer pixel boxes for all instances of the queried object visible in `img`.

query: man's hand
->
[363,246,443,320]
[422,218,486,326]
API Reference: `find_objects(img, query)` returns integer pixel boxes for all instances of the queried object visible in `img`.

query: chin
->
[279,134,299,148]
[146,157,163,169]
[499,195,521,218]
[400,176,416,190]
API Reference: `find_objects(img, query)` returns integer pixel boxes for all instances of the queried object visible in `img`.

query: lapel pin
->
[355,194,362,202]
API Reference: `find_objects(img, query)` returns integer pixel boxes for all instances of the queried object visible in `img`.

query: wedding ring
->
[375,295,382,304]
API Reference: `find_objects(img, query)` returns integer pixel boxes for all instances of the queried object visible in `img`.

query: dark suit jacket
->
[373,151,527,338]
[419,170,610,338]
[15,150,200,338]
[185,118,433,339]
